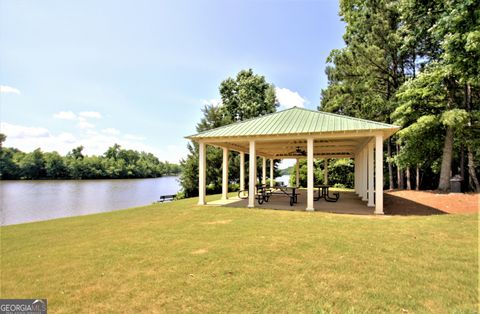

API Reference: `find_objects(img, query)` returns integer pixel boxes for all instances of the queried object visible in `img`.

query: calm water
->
[276,175,291,186]
[0,177,180,226]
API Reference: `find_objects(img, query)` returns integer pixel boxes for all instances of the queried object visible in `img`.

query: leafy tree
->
[320,0,480,191]
[394,0,480,191]
[0,148,21,179]
[19,148,46,179]
[289,158,354,188]
[0,133,6,148]
[104,143,121,160]
[319,0,409,190]
[68,146,84,160]
[44,152,69,178]
[180,69,278,197]
[220,69,277,121]
[0,137,180,180]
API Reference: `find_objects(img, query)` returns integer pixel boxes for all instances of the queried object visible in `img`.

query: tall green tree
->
[220,69,277,121]
[394,0,480,191]
[19,148,46,179]
[319,0,409,190]
[320,0,479,191]
[180,69,278,197]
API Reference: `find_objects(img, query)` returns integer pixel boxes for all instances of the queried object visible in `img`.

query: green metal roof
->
[186,107,399,139]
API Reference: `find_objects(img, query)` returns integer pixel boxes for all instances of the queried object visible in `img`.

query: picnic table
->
[257,184,299,206]
[314,185,340,202]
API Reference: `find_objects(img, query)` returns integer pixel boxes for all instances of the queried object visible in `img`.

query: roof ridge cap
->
[186,108,286,138]
[317,109,398,127]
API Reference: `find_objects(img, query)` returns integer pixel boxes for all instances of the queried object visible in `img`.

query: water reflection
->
[0,177,180,226]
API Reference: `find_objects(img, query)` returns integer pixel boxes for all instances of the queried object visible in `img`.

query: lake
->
[276,175,291,186]
[0,177,180,226]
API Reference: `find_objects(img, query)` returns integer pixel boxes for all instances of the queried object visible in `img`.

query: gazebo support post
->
[324,159,328,185]
[270,159,274,187]
[248,141,256,208]
[296,159,300,187]
[198,142,206,205]
[358,150,363,197]
[240,152,245,192]
[356,152,362,196]
[262,157,266,185]
[306,138,314,211]
[354,155,358,194]
[222,147,229,200]
[375,134,384,214]
[367,140,375,207]
[362,146,368,201]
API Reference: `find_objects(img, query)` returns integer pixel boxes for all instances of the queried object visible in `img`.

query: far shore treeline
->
[0,135,180,180]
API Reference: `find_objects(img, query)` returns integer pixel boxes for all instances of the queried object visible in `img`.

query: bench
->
[158,194,176,202]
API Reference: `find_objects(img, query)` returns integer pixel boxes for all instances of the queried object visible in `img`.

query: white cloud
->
[79,111,102,119]
[124,134,145,141]
[2,122,188,163]
[57,132,77,143]
[275,87,308,109]
[53,111,102,130]
[53,111,77,120]
[77,120,95,129]
[0,122,50,139]
[102,128,120,135]
[201,99,222,107]
[0,85,21,95]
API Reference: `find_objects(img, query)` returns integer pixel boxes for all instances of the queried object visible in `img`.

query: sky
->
[0,0,345,164]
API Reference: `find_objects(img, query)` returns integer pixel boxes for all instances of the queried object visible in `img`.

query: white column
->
[240,152,245,192]
[262,157,266,185]
[362,146,368,201]
[270,159,274,187]
[296,159,300,187]
[357,152,362,196]
[367,140,375,207]
[357,150,363,197]
[375,135,384,214]
[354,155,358,194]
[248,141,256,208]
[306,138,314,211]
[324,159,329,185]
[222,147,229,200]
[198,142,206,205]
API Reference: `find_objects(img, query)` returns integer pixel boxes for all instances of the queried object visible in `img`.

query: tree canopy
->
[179,69,279,197]
[320,0,480,191]
[0,136,180,180]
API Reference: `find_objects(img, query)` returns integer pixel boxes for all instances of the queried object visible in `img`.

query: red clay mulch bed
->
[384,190,479,215]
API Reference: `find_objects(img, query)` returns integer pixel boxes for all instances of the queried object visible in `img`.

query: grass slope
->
[1,195,478,313]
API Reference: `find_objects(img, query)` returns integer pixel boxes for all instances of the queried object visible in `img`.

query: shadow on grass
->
[383,193,447,216]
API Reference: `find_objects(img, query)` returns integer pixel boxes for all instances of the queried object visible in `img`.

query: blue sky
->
[0,0,345,163]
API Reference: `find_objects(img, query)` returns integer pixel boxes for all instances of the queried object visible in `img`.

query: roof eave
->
[186,126,401,142]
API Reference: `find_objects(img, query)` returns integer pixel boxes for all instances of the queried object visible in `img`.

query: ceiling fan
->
[290,146,306,156]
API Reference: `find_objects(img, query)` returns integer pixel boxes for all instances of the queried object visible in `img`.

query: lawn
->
[1,194,478,313]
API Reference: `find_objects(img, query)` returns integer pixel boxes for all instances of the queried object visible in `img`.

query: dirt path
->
[384,190,479,215]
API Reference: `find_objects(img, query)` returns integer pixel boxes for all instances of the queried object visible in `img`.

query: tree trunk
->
[416,166,420,191]
[467,146,480,192]
[438,127,454,191]
[460,144,466,191]
[387,139,394,190]
[406,167,412,190]
[396,144,404,189]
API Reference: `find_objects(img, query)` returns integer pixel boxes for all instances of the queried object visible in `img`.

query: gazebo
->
[186,107,399,214]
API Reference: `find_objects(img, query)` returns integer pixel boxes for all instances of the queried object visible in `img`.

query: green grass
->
[1,194,478,313]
